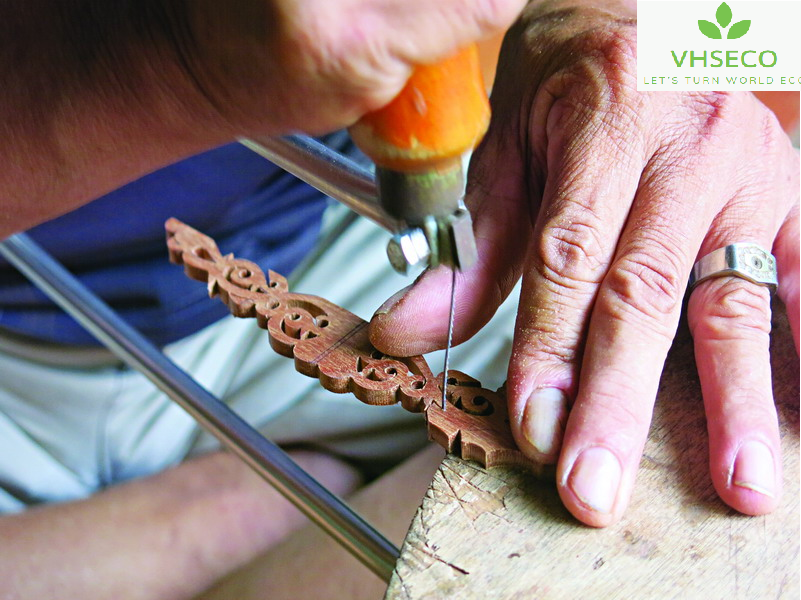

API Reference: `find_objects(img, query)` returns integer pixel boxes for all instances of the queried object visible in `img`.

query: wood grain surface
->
[385,303,799,600]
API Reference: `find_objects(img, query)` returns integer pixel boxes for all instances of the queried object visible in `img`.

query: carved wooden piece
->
[426,375,544,473]
[166,218,542,474]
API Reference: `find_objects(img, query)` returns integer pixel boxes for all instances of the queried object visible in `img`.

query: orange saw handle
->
[349,44,490,172]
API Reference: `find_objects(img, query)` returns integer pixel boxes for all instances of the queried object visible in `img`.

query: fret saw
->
[242,44,491,409]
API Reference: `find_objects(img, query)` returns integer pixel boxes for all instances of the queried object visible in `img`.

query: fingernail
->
[567,447,622,514]
[732,441,775,497]
[521,388,568,458]
[373,285,412,318]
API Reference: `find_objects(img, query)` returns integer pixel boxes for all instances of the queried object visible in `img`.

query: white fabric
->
[0,207,520,513]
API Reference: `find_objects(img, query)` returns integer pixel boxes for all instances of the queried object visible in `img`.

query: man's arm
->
[1,0,527,238]
[0,450,362,599]
[2,1,222,235]
[197,444,445,600]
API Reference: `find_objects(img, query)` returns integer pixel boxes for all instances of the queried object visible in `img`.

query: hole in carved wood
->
[269,281,278,288]
[370,350,384,359]
[238,268,251,278]
[384,367,397,376]
[317,318,329,328]
[280,320,303,339]
[270,301,280,309]
[454,396,494,416]
[411,380,425,390]
[289,313,301,321]
[447,377,458,386]
[193,247,212,260]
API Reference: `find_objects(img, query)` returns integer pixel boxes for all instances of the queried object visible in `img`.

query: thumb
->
[369,130,532,356]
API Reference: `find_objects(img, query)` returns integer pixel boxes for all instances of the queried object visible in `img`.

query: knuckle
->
[682,91,744,141]
[537,217,608,287]
[603,246,686,327]
[515,320,582,365]
[575,23,639,94]
[690,280,772,341]
[592,23,639,75]
[547,27,646,142]
[523,8,649,149]
[688,90,739,120]
[541,6,638,69]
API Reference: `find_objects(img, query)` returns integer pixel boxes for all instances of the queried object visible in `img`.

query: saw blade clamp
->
[243,135,477,275]
[376,160,477,275]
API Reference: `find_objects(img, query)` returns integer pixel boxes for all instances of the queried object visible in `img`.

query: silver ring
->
[689,243,777,292]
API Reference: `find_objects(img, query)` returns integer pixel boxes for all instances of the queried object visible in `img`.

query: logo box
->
[637,0,801,90]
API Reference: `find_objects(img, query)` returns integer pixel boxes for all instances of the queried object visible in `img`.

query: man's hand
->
[2,0,525,236]
[185,0,527,135]
[370,0,800,527]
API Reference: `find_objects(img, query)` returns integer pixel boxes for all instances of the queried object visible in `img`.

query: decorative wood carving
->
[166,218,540,474]
[427,373,546,475]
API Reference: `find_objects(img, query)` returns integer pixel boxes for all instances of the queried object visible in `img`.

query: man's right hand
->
[179,0,526,135]
[2,0,525,237]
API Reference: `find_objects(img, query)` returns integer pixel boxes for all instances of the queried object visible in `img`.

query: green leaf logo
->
[698,2,750,39]
[698,19,722,39]
[716,2,732,27]
[727,19,751,39]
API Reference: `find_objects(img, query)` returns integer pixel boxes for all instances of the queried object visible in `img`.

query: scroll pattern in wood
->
[167,218,436,411]
[427,373,546,476]
[166,218,540,474]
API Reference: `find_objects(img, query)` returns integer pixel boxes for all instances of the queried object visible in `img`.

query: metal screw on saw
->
[386,228,431,275]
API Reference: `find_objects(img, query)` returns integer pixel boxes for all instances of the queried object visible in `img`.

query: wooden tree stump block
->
[385,305,799,600]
